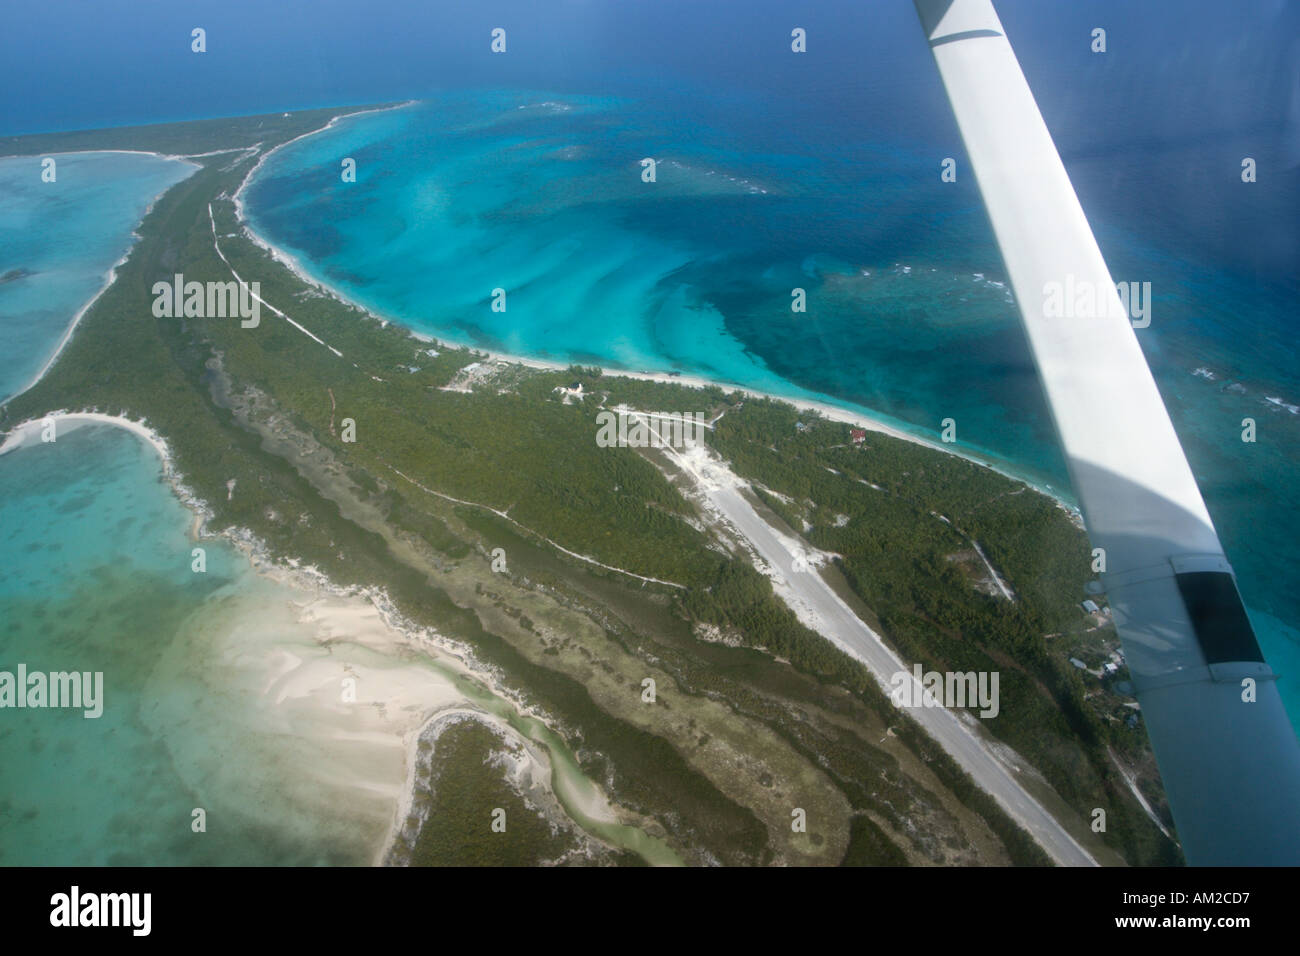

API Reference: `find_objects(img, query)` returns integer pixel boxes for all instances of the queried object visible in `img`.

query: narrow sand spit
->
[1,411,625,864]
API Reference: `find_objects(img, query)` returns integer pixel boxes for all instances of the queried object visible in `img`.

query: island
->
[0,104,1180,867]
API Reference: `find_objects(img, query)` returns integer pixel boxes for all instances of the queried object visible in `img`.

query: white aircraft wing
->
[914,0,1300,864]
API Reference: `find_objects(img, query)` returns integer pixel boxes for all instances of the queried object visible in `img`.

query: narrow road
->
[638,414,1098,866]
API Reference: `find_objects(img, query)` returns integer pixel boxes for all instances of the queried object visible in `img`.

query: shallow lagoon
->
[0,151,195,401]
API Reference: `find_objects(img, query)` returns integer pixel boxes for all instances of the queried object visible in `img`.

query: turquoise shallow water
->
[244,90,1300,732]
[0,91,1293,865]
[0,425,384,864]
[0,423,683,865]
[0,150,194,402]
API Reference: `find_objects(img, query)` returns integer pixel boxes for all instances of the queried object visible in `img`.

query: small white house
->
[553,381,584,399]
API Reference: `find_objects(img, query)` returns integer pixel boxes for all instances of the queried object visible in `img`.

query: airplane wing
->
[913,0,1300,864]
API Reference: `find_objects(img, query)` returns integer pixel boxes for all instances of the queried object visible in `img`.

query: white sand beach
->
[0,408,612,864]
[0,103,1089,866]
[0,410,173,464]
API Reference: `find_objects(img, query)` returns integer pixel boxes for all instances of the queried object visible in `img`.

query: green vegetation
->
[0,106,399,157]
[706,399,1178,864]
[405,720,584,866]
[1,105,1177,866]
[841,816,910,867]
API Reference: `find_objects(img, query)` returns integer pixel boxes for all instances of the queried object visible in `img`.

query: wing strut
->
[914,0,1300,865]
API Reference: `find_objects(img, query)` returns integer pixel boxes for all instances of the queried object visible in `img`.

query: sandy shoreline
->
[230,100,417,282]
[216,99,1079,519]
[476,343,1078,512]
[7,101,1078,520]
[0,410,173,462]
[2,105,406,404]
[0,100,1097,868]
[0,408,623,864]
[1,147,204,162]
[2,151,201,403]
[0,103,1088,861]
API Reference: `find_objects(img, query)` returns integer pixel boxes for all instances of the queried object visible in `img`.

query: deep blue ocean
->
[3,1,1298,736]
